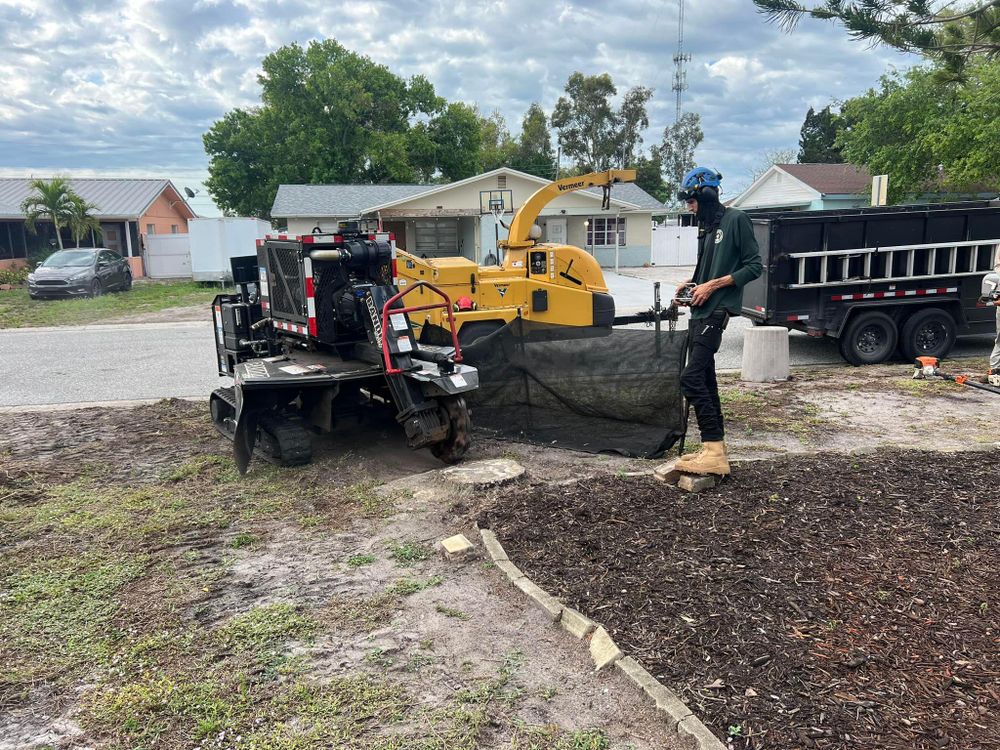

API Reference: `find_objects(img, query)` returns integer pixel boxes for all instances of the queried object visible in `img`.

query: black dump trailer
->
[742,200,1000,364]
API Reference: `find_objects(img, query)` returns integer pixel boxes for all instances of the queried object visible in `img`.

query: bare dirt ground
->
[1,358,998,750]
[0,401,680,750]
[98,303,209,325]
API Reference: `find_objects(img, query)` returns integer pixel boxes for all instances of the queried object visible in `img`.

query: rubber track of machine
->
[209,387,238,439]
[431,395,471,464]
[256,412,313,467]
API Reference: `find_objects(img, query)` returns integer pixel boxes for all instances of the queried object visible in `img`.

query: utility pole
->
[672,0,691,122]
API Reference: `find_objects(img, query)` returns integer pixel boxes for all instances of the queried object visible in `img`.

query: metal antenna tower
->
[671,0,691,122]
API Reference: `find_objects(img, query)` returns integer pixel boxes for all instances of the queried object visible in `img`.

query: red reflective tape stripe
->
[305,276,315,298]
[388,232,395,241]
[308,318,317,336]
[302,234,315,244]
[255,238,263,247]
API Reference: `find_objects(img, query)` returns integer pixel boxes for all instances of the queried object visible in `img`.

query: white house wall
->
[735,169,818,209]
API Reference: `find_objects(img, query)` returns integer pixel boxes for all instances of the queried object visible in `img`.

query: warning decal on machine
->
[450,374,467,387]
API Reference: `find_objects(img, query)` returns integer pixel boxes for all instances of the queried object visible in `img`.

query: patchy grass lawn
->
[0,280,220,329]
[0,401,633,750]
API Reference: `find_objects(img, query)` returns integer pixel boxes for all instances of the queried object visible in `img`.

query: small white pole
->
[614,209,621,274]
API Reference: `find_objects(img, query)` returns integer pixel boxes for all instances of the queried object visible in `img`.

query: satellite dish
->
[184,187,198,198]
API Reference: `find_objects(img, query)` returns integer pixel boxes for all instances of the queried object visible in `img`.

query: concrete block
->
[589,626,623,671]
[494,558,525,583]
[653,459,683,484]
[677,715,728,750]
[440,534,475,560]
[741,326,790,382]
[616,657,692,726]
[560,606,596,639]
[677,474,716,493]
[513,576,563,622]
[479,529,509,562]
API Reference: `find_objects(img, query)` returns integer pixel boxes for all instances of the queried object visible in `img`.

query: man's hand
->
[690,279,719,307]
[689,275,735,307]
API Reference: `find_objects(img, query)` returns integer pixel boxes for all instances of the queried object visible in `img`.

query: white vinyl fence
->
[145,234,192,279]
[651,224,698,266]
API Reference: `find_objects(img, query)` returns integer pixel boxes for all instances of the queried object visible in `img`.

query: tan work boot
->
[674,441,730,476]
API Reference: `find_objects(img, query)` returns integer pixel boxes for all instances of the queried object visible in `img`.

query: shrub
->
[0,266,30,285]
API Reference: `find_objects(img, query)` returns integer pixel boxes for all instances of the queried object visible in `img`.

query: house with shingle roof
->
[0,178,196,272]
[272,167,668,267]
[731,163,872,212]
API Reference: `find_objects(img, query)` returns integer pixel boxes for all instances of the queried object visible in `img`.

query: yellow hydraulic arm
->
[501,169,637,250]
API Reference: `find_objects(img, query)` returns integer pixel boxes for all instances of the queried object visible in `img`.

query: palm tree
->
[21,177,74,250]
[66,195,102,248]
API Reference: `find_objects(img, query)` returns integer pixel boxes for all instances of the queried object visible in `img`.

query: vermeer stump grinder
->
[209,229,478,473]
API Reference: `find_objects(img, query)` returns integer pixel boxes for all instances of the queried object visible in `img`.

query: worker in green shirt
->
[673,167,762,476]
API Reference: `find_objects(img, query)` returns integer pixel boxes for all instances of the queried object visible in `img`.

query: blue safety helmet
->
[677,167,723,202]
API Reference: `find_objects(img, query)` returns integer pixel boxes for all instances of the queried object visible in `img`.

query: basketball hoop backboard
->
[480,189,513,214]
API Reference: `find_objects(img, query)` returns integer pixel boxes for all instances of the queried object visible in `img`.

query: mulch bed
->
[479,449,1000,750]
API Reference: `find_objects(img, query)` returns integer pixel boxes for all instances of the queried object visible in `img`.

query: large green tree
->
[551,73,653,172]
[476,110,518,173]
[204,40,444,218]
[652,112,704,204]
[754,0,1000,72]
[21,177,74,250]
[798,105,844,163]
[837,59,1000,201]
[428,102,483,182]
[512,103,556,179]
[631,151,669,204]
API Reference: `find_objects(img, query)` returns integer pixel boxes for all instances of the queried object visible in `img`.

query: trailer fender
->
[830,298,963,339]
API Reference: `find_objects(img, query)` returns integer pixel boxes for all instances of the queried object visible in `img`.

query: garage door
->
[414,219,458,257]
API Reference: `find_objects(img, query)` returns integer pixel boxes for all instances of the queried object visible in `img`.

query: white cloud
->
[0,0,921,211]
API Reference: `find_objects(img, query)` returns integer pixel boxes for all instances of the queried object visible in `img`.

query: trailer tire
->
[839,311,898,366]
[899,308,956,361]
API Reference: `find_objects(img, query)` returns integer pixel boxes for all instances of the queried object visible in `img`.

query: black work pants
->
[680,311,728,442]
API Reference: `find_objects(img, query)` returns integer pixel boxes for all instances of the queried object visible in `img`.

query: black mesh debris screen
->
[460,318,687,458]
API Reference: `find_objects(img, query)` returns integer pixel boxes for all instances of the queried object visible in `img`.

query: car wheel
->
[90,279,103,298]
[899,307,956,362]
[839,311,898,366]
[121,271,132,291]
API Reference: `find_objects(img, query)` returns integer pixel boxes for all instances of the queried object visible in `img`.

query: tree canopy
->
[204,40,445,218]
[798,105,844,163]
[836,59,1000,201]
[551,73,653,172]
[512,103,557,179]
[753,0,1000,74]
[21,177,75,250]
[652,112,704,205]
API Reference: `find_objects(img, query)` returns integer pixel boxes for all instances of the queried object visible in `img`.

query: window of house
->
[586,217,626,247]
[171,225,179,234]
[146,224,156,235]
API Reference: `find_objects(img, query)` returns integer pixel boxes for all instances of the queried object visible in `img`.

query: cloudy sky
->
[0,0,919,215]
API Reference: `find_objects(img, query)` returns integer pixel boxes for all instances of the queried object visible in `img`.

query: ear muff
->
[699,185,719,201]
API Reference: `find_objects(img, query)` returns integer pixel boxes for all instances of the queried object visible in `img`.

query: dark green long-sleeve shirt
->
[691,207,763,320]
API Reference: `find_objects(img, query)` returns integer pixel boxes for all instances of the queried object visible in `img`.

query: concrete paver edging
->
[478,527,726,750]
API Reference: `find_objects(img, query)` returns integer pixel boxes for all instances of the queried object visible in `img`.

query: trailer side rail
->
[785,239,1000,289]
